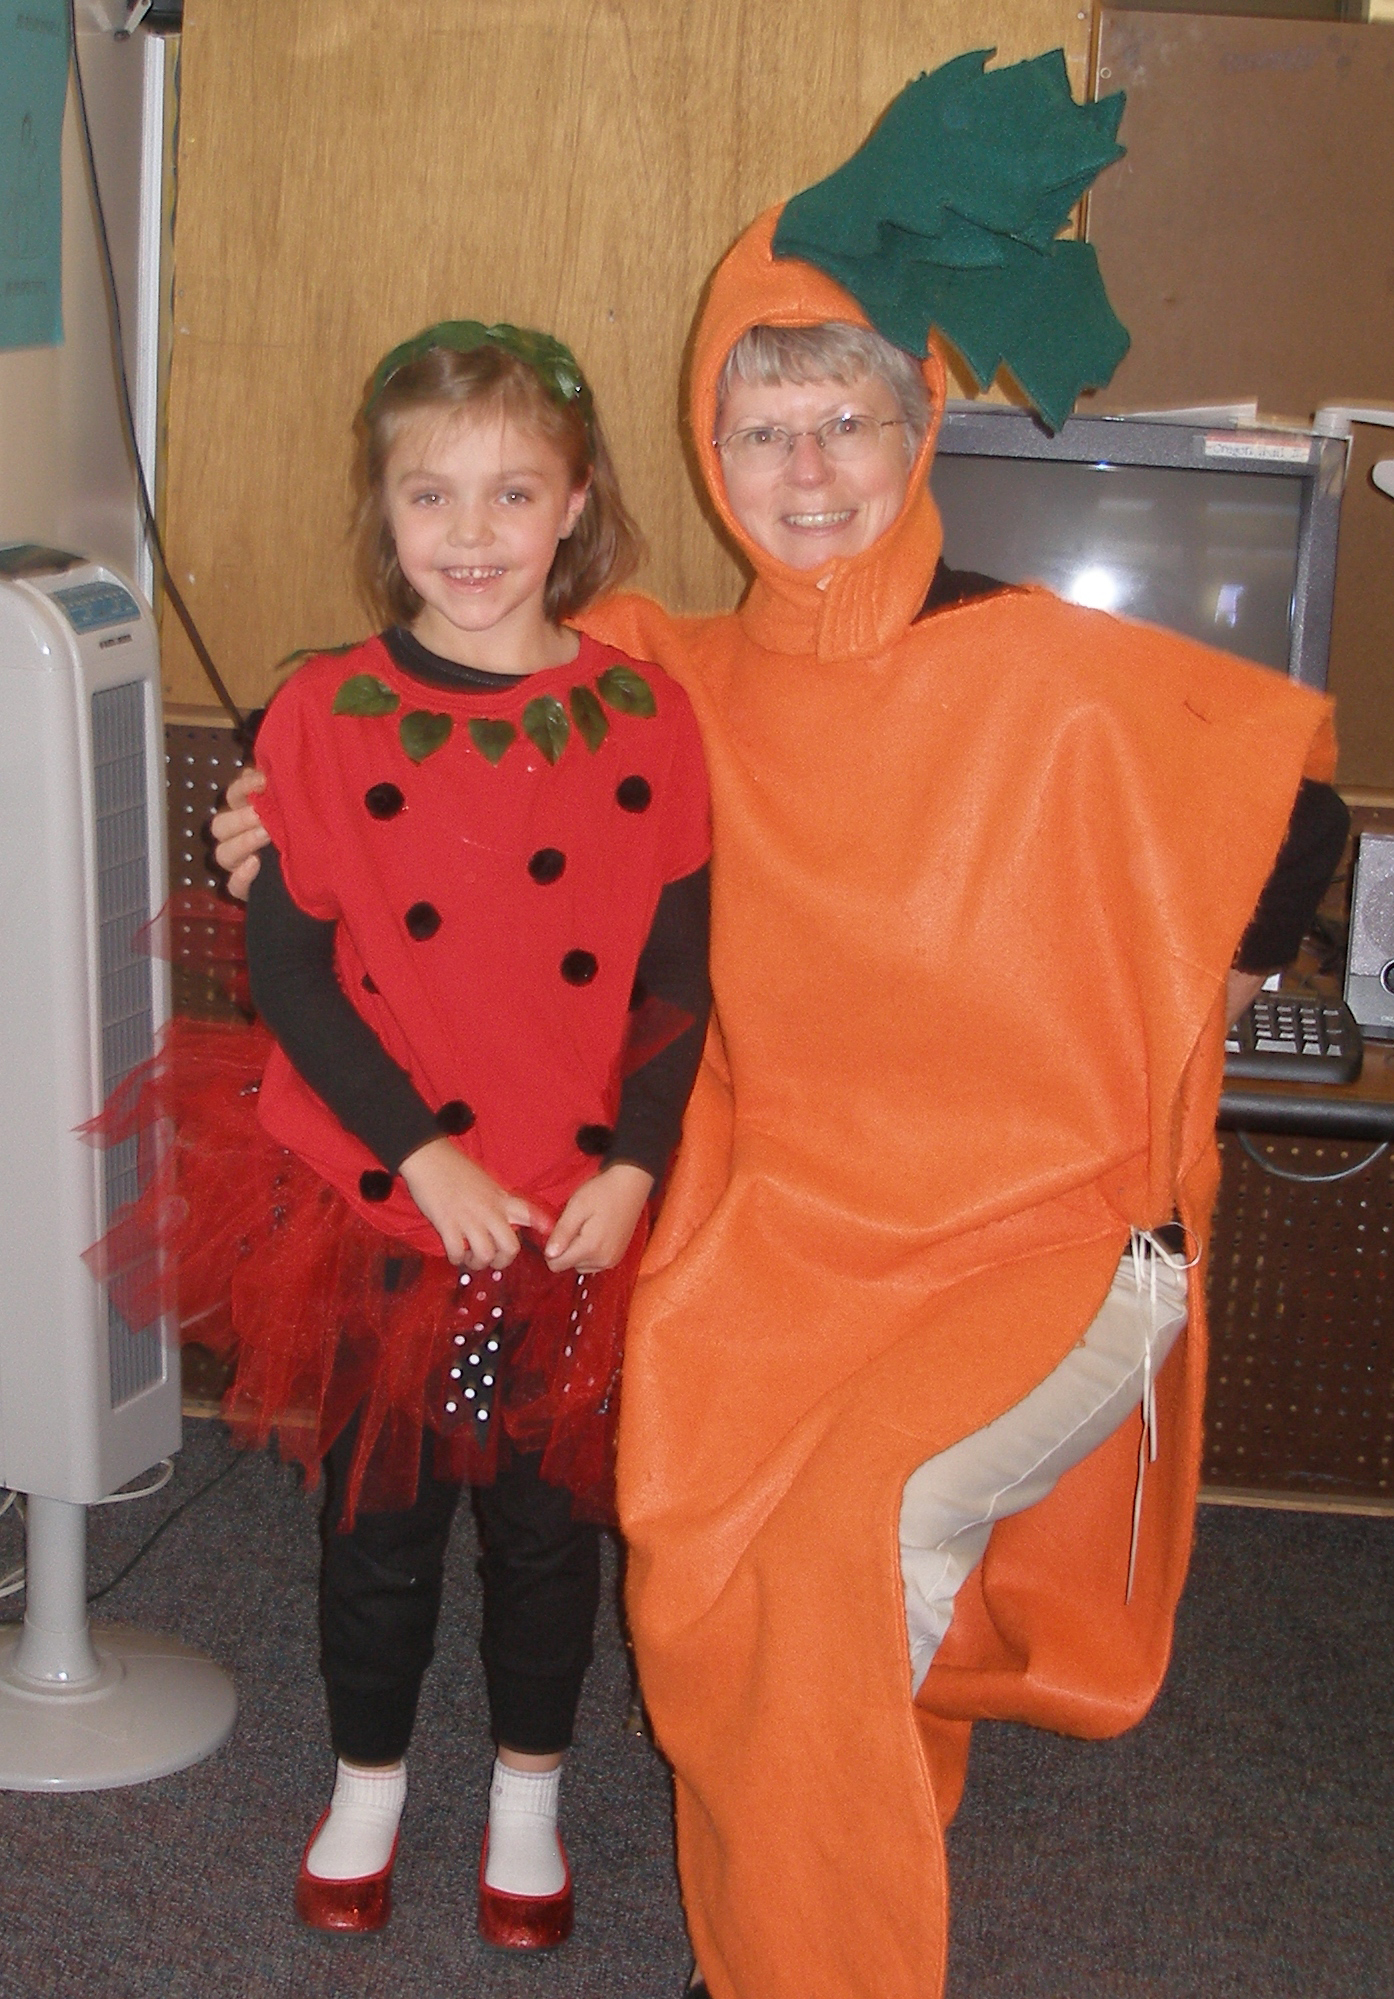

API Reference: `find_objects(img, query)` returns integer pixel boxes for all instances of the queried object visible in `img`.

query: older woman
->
[214,73,1342,1999]
[578,210,1336,1999]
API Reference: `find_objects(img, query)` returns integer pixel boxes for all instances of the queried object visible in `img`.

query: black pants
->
[318,1420,601,1765]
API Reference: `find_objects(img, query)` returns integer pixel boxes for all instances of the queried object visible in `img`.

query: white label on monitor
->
[1203,432,1313,465]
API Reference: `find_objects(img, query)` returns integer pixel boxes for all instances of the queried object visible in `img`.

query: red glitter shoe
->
[476,1828,574,1950]
[293,1809,396,1933]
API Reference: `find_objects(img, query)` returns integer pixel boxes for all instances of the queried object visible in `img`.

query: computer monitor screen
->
[930,409,1346,689]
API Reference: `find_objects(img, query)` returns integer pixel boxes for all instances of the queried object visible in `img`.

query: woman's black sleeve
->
[1234,779,1349,974]
[244,848,442,1172]
[606,865,712,1182]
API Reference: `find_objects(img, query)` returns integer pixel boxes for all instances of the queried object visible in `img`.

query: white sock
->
[305,1759,407,1881]
[484,1758,566,1897]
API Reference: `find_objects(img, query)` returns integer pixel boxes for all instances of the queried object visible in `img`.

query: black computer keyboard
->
[1224,993,1363,1085]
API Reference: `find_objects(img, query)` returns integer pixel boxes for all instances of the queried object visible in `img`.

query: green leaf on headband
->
[569,684,609,752]
[468,717,517,765]
[596,665,656,719]
[399,710,453,763]
[523,695,570,765]
[332,673,400,717]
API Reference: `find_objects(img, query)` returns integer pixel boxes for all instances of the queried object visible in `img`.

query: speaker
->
[1344,831,1394,1041]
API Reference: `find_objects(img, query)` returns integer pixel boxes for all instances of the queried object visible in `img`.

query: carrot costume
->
[579,59,1336,1999]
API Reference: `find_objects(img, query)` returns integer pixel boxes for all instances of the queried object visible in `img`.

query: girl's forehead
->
[385,404,572,477]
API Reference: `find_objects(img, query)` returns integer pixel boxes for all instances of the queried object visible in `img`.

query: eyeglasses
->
[715,413,910,469]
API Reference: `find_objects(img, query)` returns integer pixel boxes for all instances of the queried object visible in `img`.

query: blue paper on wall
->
[1,0,68,350]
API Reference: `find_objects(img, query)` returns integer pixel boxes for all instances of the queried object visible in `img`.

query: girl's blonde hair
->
[354,341,643,626]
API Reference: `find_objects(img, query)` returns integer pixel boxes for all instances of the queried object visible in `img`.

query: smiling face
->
[382,408,590,672]
[714,371,916,571]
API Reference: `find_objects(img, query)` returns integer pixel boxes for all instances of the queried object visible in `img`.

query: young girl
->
[143,322,709,1943]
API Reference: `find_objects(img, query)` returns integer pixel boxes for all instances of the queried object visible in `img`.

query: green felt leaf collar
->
[332,674,400,717]
[399,710,453,763]
[569,684,609,752]
[281,641,360,672]
[596,665,657,718]
[523,695,570,765]
[333,665,655,770]
[468,717,517,765]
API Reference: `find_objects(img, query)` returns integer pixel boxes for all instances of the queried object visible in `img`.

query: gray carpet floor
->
[0,1420,1389,1998]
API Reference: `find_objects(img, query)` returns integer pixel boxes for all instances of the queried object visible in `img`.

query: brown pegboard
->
[1205,1129,1394,1504]
[164,720,247,1020]
[1204,798,1394,1507]
[164,719,247,1410]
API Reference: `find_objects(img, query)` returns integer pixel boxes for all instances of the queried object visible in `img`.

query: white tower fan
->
[0,546,236,1789]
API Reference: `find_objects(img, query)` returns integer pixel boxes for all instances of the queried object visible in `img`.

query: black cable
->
[85,1446,247,1605]
[67,3,249,745]
[1236,1131,1390,1186]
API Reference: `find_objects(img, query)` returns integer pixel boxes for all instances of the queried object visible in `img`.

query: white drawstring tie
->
[1125,1226,1199,1600]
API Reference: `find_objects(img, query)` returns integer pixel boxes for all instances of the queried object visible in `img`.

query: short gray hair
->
[716,323,931,451]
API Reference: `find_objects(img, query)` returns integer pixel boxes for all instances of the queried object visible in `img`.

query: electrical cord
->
[1236,1131,1391,1185]
[0,1490,22,1600]
[0,1451,245,1608]
[86,1449,246,1605]
[67,2,249,745]
[93,1458,175,1503]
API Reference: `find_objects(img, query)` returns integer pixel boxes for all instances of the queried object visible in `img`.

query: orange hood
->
[689,206,949,660]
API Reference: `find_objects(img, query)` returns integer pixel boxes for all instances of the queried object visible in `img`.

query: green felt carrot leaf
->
[332,673,400,717]
[399,710,453,762]
[569,684,609,752]
[468,717,517,765]
[596,665,656,718]
[771,50,1130,433]
[523,696,570,765]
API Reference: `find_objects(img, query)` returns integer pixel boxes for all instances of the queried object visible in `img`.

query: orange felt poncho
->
[580,212,1335,1999]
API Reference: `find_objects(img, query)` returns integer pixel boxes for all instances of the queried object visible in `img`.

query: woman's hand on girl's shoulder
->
[398,1136,551,1270]
[212,766,269,900]
[544,1162,654,1273]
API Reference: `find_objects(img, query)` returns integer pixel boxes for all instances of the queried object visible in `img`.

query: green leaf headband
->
[364,320,595,433]
[772,49,1129,434]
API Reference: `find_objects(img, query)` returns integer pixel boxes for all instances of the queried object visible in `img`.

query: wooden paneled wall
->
[161,0,1086,710]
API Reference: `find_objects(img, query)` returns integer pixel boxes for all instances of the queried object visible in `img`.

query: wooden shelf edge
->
[1199,1484,1394,1519]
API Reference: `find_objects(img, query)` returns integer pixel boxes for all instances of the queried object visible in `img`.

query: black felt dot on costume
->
[528,847,566,885]
[576,1123,614,1156]
[616,775,652,813]
[561,949,599,986]
[359,1169,394,1203]
[436,1099,476,1136]
[405,901,442,941]
[365,782,405,821]
[362,972,379,994]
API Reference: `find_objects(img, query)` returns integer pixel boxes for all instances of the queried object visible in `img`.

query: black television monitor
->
[929,407,1347,691]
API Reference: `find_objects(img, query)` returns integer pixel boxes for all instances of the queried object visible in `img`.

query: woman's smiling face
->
[714,371,915,571]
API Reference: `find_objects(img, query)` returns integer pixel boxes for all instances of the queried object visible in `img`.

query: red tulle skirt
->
[83,1016,642,1525]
